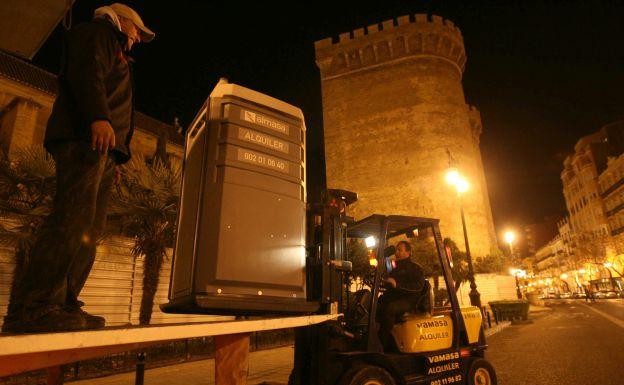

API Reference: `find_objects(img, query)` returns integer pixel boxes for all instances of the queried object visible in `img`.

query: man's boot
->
[65,301,105,329]
[2,307,86,334]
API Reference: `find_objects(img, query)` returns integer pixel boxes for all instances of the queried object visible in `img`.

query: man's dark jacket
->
[45,18,134,164]
[386,258,427,303]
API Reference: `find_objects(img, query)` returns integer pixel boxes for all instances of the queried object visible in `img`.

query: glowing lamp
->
[456,177,470,194]
[445,168,460,186]
[504,231,516,245]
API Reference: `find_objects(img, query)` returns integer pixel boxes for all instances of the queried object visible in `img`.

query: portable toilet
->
[161,79,318,315]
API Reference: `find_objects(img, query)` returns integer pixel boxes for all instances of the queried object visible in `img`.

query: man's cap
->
[110,3,155,42]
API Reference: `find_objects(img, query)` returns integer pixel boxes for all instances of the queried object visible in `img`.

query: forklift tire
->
[466,358,497,385]
[339,365,396,385]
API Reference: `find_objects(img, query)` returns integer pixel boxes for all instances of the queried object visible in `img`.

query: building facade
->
[314,14,497,256]
[599,154,624,254]
[532,235,565,274]
[553,124,624,291]
[520,124,624,294]
[561,123,624,247]
[561,130,612,238]
[521,215,561,259]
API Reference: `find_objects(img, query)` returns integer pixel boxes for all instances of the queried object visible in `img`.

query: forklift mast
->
[305,189,356,313]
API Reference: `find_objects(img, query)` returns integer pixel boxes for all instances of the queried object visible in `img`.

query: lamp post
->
[504,231,522,299]
[510,268,526,299]
[446,168,481,308]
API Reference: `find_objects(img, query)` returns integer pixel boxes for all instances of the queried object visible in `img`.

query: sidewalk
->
[72,346,294,385]
[529,304,553,313]
[484,320,511,337]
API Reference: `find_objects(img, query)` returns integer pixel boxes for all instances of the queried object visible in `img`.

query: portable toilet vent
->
[161,80,318,315]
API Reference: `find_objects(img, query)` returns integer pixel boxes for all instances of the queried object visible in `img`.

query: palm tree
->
[0,147,56,314]
[112,156,181,325]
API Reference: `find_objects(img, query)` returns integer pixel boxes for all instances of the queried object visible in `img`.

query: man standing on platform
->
[2,3,155,333]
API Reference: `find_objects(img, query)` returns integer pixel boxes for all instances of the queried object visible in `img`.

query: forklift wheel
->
[467,358,497,385]
[339,365,396,385]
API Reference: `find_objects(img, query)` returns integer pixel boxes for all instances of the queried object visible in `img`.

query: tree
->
[572,231,609,266]
[474,249,506,274]
[348,238,371,280]
[409,235,441,280]
[409,236,472,305]
[0,147,56,310]
[0,147,56,249]
[111,157,181,325]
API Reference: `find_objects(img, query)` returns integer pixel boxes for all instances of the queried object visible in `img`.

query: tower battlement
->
[315,14,466,80]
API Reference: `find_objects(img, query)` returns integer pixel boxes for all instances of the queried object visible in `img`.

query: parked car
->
[572,292,585,299]
[540,291,560,299]
[560,292,573,299]
[594,290,618,299]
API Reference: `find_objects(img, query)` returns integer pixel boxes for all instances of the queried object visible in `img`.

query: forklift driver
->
[377,240,429,351]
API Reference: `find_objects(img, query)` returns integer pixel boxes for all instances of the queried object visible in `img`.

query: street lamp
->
[504,231,516,248]
[503,230,521,299]
[510,268,526,299]
[445,168,481,307]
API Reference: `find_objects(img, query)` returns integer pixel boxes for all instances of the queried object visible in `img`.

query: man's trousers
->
[7,142,116,321]
[377,294,417,350]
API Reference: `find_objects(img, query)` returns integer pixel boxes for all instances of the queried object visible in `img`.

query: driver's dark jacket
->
[385,258,427,302]
[45,18,134,164]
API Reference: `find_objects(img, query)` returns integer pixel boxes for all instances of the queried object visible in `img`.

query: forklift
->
[290,189,497,385]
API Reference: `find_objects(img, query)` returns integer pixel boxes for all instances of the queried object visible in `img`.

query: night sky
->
[33,0,624,235]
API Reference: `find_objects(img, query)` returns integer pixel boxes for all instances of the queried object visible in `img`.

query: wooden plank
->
[0,314,338,376]
[0,342,160,377]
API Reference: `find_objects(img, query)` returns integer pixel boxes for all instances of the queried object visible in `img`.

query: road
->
[487,299,624,385]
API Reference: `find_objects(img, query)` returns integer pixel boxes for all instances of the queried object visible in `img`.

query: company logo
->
[241,109,288,134]
[244,110,257,123]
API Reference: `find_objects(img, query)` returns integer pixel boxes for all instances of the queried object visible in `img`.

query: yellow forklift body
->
[392,306,482,353]
[460,306,482,343]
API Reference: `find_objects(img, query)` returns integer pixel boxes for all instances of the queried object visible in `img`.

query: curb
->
[484,321,511,337]
[529,305,553,313]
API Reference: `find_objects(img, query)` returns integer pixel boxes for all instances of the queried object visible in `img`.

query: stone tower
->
[315,14,498,256]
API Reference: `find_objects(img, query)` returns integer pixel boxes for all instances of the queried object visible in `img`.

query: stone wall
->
[315,14,498,257]
[457,274,518,307]
[0,78,54,155]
